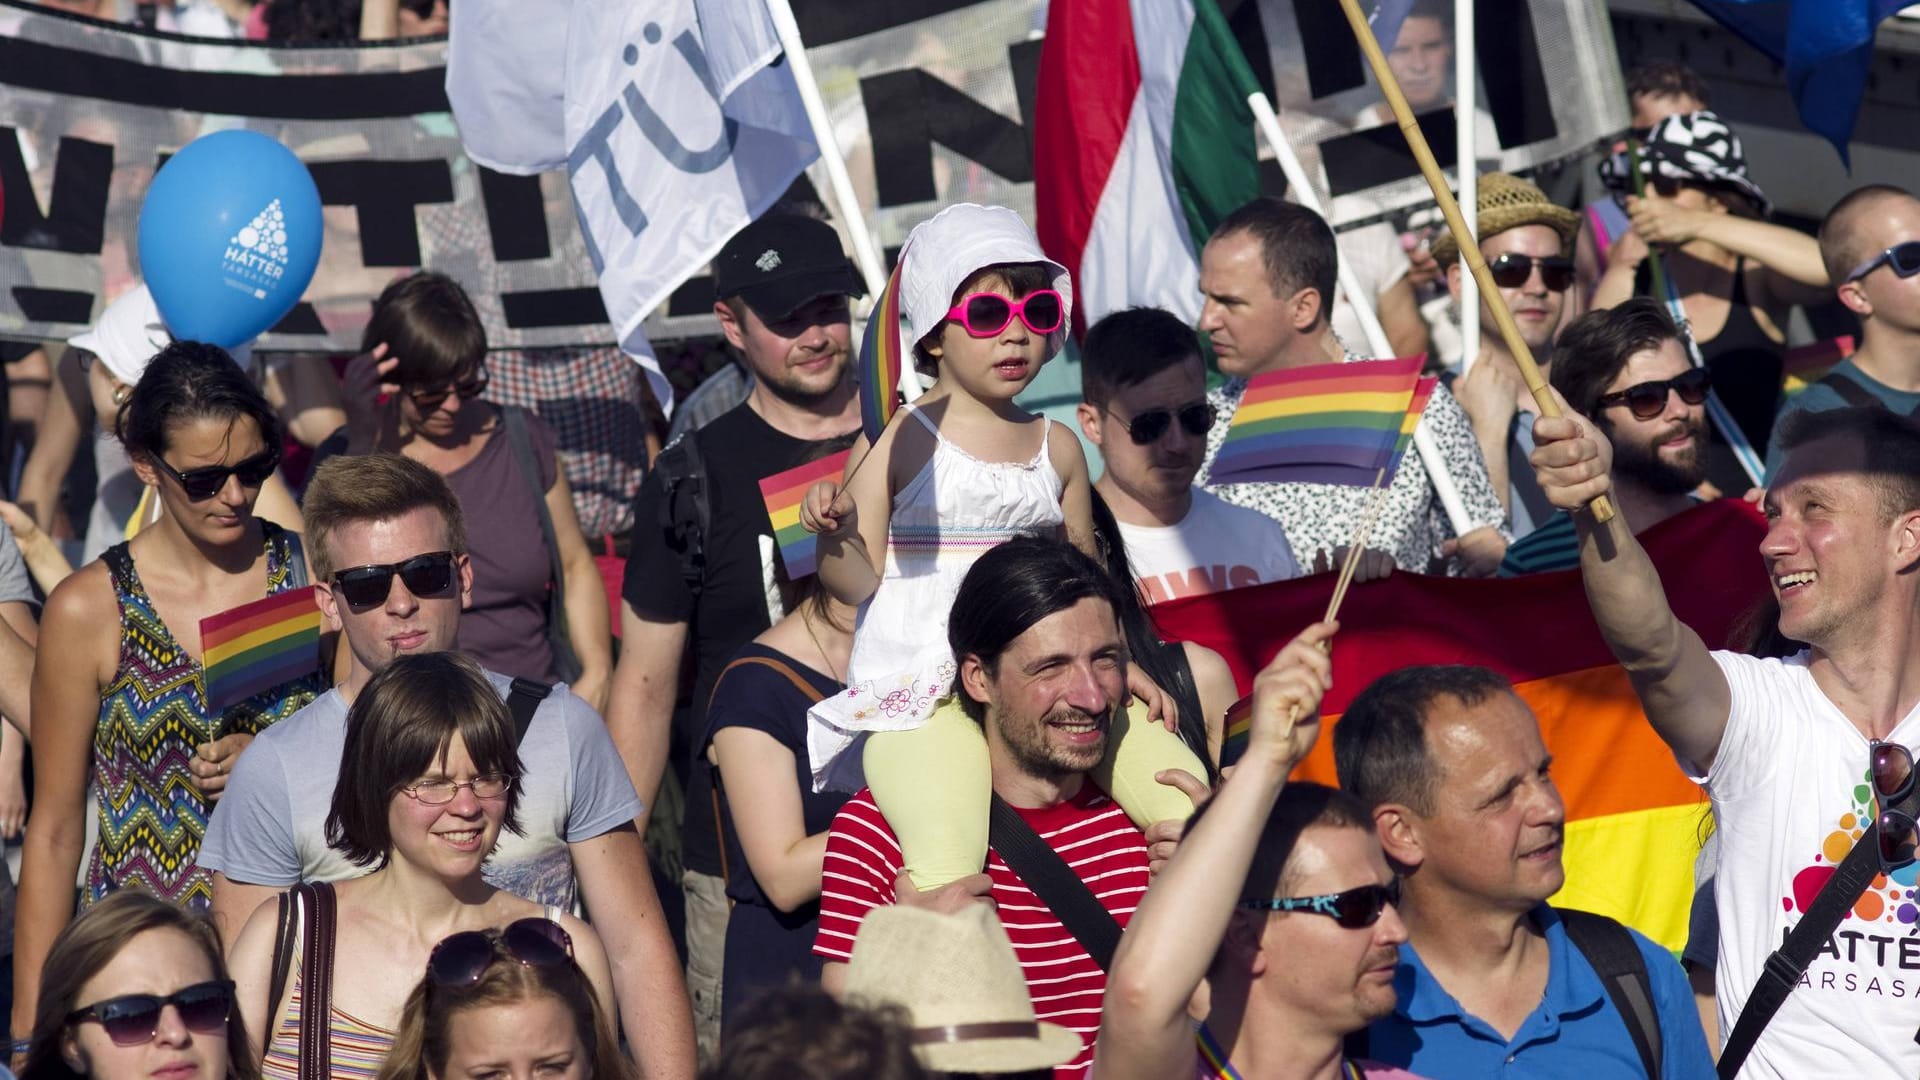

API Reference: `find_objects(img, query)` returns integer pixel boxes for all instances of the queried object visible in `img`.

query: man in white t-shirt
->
[1531,401,1920,1077]
[1076,306,1299,605]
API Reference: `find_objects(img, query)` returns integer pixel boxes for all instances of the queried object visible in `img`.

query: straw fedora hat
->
[844,905,1083,1074]
[1430,172,1580,265]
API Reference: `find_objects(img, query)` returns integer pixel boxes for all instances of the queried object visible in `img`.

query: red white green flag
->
[1033,0,1263,330]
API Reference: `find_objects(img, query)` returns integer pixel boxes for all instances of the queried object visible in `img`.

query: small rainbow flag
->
[858,256,906,443]
[759,450,853,580]
[200,586,321,715]
[1381,375,1439,482]
[1209,357,1424,488]
[1220,693,1255,769]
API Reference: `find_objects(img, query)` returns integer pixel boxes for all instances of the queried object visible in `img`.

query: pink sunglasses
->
[942,289,1065,337]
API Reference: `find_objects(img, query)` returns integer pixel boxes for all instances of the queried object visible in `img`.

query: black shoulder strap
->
[1557,908,1662,1080]
[507,677,554,746]
[268,890,297,1034]
[1717,824,1883,1078]
[986,794,1123,971]
[654,435,711,597]
[297,882,337,1080]
[1815,371,1885,410]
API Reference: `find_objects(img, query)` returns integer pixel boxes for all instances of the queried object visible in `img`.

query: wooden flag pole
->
[1334,0,1615,523]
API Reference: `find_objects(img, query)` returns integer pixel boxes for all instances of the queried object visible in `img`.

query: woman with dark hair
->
[373,921,630,1080]
[13,343,326,1042]
[226,652,614,1075]
[20,890,258,1080]
[330,271,611,707]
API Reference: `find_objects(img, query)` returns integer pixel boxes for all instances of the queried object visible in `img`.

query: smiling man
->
[1334,666,1712,1078]
[813,537,1153,1080]
[1530,401,1920,1076]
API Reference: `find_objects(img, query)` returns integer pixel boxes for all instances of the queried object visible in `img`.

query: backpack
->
[653,434,712,601]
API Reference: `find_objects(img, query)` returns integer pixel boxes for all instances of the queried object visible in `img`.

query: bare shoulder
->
[1045,418,1089,475]
[41,559,119,672]
[1181,641,1234,686]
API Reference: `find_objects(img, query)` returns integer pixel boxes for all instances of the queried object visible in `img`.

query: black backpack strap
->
[267,890,297,1035]
[1717,824,1883,1078]
[1557,908,1662,1080]
[1814,371,1884,410]
[654,435,711,599]
[507,678,554,746]
[986,794,1123,970]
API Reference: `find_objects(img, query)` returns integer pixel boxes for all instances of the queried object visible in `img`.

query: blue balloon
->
[137,130,322,350]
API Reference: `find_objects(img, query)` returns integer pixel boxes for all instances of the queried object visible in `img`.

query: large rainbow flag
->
[200,586,321,716]
[1209,357,1425,487]
[759,450,853,580]
[1153,499,1769,950]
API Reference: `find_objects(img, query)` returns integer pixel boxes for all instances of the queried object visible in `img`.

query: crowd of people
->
[6,7,1920,1074]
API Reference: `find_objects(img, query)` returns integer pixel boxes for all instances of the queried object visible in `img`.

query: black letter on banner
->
[305,160,455,267]
[478,168,551,262]
[1478,0,1556,147]
[860,69,1032,209]
[0,130,111,254]
[1291,0,1366,101]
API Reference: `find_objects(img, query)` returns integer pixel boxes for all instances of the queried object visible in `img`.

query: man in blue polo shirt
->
[1333,665,1713,1077]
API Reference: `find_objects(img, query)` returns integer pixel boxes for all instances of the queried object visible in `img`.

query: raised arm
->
[1624,194,1829,298]
[1095,623,1336,1080]
[804,433,889,607]
[1529,404,1730,771]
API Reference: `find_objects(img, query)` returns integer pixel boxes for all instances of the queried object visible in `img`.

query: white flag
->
[445,0,570,174]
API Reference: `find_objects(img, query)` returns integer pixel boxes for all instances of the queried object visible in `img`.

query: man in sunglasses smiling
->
[1076,307,1300,603]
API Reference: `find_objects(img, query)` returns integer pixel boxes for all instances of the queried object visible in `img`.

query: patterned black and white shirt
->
[1198,375,1509,575]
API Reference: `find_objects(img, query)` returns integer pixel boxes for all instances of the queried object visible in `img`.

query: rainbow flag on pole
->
[759,450,853,580]
[858,257,906,443]
[1383,375,1439,479]
[199,586,321,715]
[1209,357,1424,487]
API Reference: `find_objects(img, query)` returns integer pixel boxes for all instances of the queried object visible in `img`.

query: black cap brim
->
[735,262,867,322]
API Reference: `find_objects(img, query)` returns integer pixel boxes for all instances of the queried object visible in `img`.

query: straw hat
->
[844,905,1082,1074]
[1430,172,1580,265]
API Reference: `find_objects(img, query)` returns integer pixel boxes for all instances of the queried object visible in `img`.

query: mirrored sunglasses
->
[1240,879,1402,929]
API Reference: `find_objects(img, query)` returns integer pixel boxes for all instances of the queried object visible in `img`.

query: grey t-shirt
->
[0,521,31,606]
[198,671,642,910]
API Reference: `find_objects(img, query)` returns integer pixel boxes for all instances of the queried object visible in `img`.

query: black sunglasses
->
[1240,879,1402,929]
[330,551,458,612]
[1873,741,1918,873]
[1110,402,1215,445]
[1487,253,1576,292]
[428,918,574,989]
[1594,367,1711,421]
[151,448,280,501]
[1845,241,1920,285]
[66,979,234,1047]
[407,368,489,413]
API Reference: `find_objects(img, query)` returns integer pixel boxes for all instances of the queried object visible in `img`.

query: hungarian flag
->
[1152,499,1771,950]
[1032,0,1261,329]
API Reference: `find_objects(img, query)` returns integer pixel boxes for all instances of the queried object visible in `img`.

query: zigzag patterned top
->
[86,522,324,910]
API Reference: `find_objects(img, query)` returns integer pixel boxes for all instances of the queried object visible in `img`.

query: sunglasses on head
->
[943,290,1065,338]
[330,551,458,612]
[152,448,280,502]
[66,979,234,1047]
[428,919,574,989]
[1240,878,1402,929]
[1846,241,1920,285]
[1593,367,1711,420]
[1486,253,1575,292]
[406,368,489,413]
[1873,741,1919,873]
[1110,402,1215,445]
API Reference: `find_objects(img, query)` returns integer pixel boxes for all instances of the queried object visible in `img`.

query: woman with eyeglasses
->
[20,886,258,1080]
[372,920,631,1080]
[323,272,611,709]
[226,651,615,1076]
[12,343,326,1054]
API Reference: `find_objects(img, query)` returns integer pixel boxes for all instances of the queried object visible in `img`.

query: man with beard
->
[1501,299,1709,575]
[813,537,1157,1080]
[1335,666,1713,1078]
[609,209,864,1060]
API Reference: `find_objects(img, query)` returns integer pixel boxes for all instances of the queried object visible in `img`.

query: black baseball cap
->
[712,214,865,321]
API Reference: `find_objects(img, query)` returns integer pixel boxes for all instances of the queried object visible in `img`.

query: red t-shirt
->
[814,785,1150,1080]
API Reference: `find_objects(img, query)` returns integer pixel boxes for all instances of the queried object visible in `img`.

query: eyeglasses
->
[1846,241,1920,285]
[942,290,1065,338]
[151,448,280,501]
[330,551,459,612]
[1109,402,1215,445]
[1240,879,1402,929]
[66,980,235,1046]
[1873,741,1919,873]
[1486,253,1575,292]
[1593,367,1711,420]
[428,919,573,988]
[402,773,513,805]
[406,369,489,413]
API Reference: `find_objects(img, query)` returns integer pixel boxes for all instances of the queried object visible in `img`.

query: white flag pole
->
[1247,91,1474,537]
[1454,0,1479,374]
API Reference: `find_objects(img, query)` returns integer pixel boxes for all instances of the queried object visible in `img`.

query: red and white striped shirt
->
[814,785,1150,1080]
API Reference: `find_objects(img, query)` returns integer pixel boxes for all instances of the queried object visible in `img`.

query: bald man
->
[1765,185,1920,473]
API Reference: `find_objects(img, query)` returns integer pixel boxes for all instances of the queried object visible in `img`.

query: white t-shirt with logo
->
[1703,650,1920,1078]
[1118,488,1300,606]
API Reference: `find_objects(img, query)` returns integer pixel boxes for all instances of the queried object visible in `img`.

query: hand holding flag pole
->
[1334,0,1615,524]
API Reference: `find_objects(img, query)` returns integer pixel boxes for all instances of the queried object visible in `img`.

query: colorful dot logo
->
[1782,767,1920,924]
